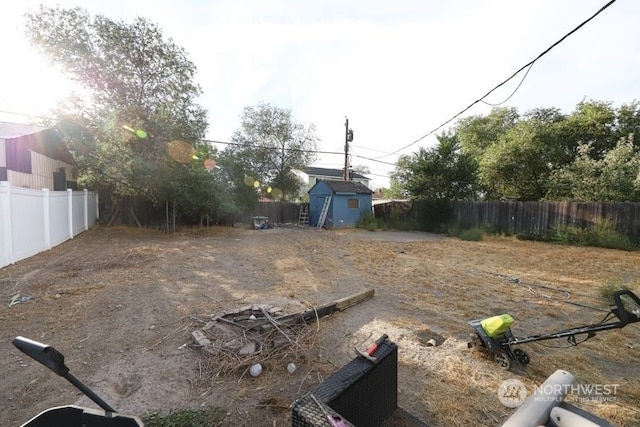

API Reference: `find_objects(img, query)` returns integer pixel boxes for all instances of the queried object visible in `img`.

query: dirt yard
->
[0,226,639,426]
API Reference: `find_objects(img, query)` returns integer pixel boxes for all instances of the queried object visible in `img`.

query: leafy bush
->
[585,219,637,250]
[412,199,454,232]
[446,222,464,237]
[384,210,419,230]
[143,408,224,427]
[458,227,485,241]
[515,230,548,241]
[447,222,492,241]
[552,219,637,251]
[358,211,378,231]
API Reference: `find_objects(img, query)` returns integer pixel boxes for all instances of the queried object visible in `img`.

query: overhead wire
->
[480,63,535,107]
[350,144,393,154]
[350,153,397,166]
[202,138,344,156]
[372,0,619,160]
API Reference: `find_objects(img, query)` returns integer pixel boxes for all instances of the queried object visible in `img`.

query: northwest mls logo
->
[497,379,620,408]
[498,379,528,408]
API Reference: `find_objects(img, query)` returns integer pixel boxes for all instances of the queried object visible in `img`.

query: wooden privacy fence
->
[232,201,303,225]
[452,201,640,241]
[0,182,99,269]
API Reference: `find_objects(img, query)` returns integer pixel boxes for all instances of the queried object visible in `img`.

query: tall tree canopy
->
[547,135,640,202]
[453,100,640,201]
[220,103,318,201]
[393,132,478,201]
[24,6,229,223]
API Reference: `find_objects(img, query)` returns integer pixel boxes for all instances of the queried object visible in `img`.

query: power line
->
[365,172,391,178]
[362,166,394,174]
[350,144,393,154]
[350,153,397,166]
[481,63,535,107]
[372,0,618,160]
[202,138,344,156]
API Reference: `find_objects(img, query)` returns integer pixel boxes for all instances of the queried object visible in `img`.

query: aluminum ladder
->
[317,195,332,229]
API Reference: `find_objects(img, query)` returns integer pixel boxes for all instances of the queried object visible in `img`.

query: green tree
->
[456,107,520,160]
[477,115,568,201]
[223,103,318,201]
[351,165,371,175]
[616,100,640,146]
[561,100,617,159]
[25,6,219,222]
[393,132,478,201]
[449,100,640,201]
[547,135,640,202]
[379,178,409,199]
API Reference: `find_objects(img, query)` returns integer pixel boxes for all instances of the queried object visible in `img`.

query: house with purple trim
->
[0,121,76,191]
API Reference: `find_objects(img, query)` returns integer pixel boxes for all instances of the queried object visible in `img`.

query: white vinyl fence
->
[0,181,99,269]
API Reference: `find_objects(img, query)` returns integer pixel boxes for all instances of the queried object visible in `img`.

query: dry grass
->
[2,226,639,426]
[342,234,640,426]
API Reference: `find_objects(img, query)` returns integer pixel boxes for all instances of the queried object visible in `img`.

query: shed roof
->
[0,121,48,139]
[313,180,373,194]
[304,166,368,180]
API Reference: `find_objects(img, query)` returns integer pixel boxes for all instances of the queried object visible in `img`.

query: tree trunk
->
[128,206,142,228]
[107,203,120,226]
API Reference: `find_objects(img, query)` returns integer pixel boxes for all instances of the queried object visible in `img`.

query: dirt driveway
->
[0,226,638,426]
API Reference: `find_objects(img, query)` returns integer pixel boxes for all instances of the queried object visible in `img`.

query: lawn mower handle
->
[509,289,640,346]
[611,289,640,326]
[12,337,143,427]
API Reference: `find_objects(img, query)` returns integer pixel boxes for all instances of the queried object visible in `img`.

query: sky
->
[1,0,639,188]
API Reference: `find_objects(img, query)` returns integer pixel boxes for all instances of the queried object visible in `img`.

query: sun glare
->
[0,39,77,121]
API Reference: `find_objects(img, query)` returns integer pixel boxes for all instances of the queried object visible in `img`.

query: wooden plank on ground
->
[335,288,375,311]
[274,288,376,326]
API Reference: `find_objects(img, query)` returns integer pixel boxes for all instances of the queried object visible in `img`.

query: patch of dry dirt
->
[0,226,639,426]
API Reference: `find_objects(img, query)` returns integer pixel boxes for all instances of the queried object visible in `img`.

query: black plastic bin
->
[292,341,398,427]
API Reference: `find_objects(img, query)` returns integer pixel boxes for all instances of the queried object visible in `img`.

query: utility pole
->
[344,117,353,181]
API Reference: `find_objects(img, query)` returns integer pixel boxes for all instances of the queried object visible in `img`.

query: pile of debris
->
[190,289,375,377]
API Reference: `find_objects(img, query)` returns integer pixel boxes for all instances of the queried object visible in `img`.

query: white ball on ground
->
[287,363,297,374]
[249,363,263,377]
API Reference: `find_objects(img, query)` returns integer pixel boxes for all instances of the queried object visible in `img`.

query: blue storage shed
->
[308,180,373,228]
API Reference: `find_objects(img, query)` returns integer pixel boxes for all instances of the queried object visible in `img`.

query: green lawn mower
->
[468,289,640,370]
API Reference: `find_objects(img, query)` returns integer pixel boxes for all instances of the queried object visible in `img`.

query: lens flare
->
[122,125,148,139]
[244,176,254,186]
[167,140,194,164]
[204,158,216,170]
[266,186,272,193]
[253,180,260,188]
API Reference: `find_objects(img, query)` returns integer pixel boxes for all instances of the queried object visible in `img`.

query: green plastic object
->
[481,314,514,338]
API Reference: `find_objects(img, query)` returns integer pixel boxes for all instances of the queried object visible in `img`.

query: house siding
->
[0,139,6,166]
[6,151,74,190]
